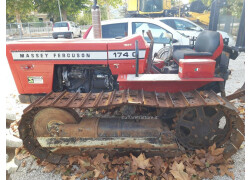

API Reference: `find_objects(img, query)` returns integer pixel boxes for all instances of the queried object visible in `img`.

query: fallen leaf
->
[146,171,152,178]
[185,166,197,176]
[170,161,190,180]
[208,143,216,154]
[219,164,235,179]
[15,147,22,156]
[138,175,146,180]
[208,165,218,175]
[94,169,101,178]
[198,169,213,179]
[107,169,118,179]
[211,148,224,156]
[112,156,130,165]
[82,171,94,179]
[78,157,91,170]
[240,144,245,149]
[42,163,57,173]
[21,161,26,167]
[161,173,168,179]
[69,175,79,180]
[151,156,167,175]
[68,156,78,165]
[62,175,70,180]
[137,169,144,175]
[15,151,30,160]
[226,170,235,180]
[92,153,109,166]
[193,157,204,168]
[131,153,151,170]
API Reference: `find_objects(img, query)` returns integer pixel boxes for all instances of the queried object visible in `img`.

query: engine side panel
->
[6,40,108,94]
[6,35,149,94]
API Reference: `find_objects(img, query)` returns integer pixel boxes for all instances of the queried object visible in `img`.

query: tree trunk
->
[106,4,110,19]
[62,9,67,21]
[15,10,23,35]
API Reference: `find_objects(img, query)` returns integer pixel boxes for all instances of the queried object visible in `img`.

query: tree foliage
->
[33,0,91,22]
[98,0,123,9]
[221,0,244,17]
[6,0,34,23]
[76,6,108,25]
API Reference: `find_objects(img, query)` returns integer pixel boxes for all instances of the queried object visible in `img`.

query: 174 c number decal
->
[113,51,136,58]
[108,50,145,60]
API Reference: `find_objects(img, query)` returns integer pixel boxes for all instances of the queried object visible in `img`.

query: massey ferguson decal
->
[11,50,146,61]
[11,51,108,60]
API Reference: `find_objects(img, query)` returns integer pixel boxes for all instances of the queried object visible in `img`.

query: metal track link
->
[19,90,245,164]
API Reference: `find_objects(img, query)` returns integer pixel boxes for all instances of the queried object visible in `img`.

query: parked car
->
[157,17,235,46]
[83,18,191,54]
[52,21,82,39]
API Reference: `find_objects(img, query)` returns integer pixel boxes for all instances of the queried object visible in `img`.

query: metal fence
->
[6,22,53,40]
[6,22,91,40]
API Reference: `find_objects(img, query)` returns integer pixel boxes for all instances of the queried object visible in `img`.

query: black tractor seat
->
[173,30,223,63]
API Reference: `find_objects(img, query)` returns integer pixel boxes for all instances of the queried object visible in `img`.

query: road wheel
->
[70,33,74,39]
[53,36,58,39]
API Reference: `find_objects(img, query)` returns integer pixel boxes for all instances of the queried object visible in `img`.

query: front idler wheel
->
[33,108,79,137]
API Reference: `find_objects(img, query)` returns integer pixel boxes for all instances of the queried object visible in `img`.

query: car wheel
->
[70,33,74,39]
[53,36,58,39]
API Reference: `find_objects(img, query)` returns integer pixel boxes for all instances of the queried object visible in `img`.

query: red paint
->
[153,59,165,69]
[178,59,216,78]
[6,34,223,95]
[118,81,222,93]
[83,26,92,39]
[118,74,223,92]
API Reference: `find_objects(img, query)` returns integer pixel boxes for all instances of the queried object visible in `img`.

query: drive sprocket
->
[175,106,231,149]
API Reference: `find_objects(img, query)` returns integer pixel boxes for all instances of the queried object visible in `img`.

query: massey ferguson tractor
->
[6,2,244,165]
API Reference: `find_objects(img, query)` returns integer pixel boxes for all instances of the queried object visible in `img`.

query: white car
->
[52,21,82,39]
[157,17,235,47]
[84,18,190,54]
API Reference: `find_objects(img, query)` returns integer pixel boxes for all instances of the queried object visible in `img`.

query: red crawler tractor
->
[6,0,245,164]
[6,29,244,164]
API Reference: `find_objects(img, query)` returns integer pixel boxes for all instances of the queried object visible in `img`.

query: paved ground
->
[5,51,245,180]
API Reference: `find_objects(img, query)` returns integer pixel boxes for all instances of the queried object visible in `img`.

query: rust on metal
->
[54,92,78,107]
[33,107,77,137]
[68,93,89,108]
[226,89,245,101]
[18,89,245,164]
[37,137,179,149]
[182,90,206,107]
[59,118,99,138]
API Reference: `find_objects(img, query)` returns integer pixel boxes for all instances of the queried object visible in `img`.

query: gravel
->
[6,53,245,180]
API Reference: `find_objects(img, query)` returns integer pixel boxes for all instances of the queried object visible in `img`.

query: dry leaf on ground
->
[131,153,151,171]
[170,161,190,180]
[92,153,109,166]
[42,163,57,173]
[150,156,168,175]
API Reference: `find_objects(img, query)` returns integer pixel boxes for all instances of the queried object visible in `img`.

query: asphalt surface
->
[5,45,245,179]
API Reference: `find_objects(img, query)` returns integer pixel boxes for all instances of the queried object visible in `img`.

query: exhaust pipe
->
[92,0,102,38]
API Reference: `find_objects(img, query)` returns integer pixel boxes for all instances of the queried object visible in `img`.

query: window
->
[54,22,68,27]
[139,0,163,12]
[173,20,197,31]
[132,22,171,44]
[102,23,128,38]
[160,19,176,29]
